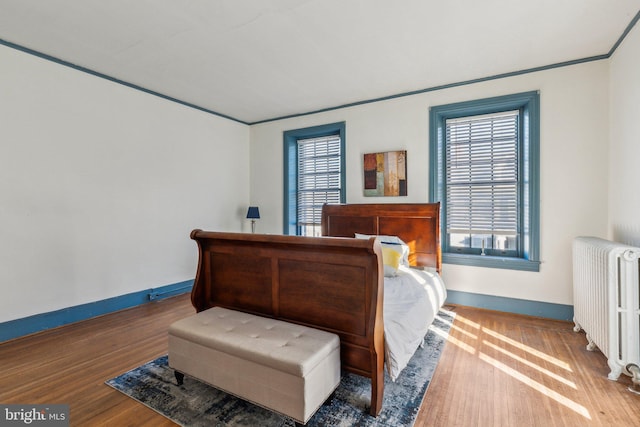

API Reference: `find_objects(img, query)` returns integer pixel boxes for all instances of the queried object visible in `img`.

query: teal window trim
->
[443,253,540,272]
[429,92,540,272]
[283,122,346,235]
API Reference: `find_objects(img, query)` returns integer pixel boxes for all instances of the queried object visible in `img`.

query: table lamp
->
[246,206,260,233]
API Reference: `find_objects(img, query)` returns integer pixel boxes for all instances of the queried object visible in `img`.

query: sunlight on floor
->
[451,324,479,341]
[436,313,479,340]
[482,340,578,389]
[453,313,481,329]
[481,327,573,372]
[432,326,476,354]
[443,314,592,420]
[478,353,591,419]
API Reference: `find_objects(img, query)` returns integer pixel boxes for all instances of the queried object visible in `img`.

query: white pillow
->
[355,233,410,268]
[355,233,402,244]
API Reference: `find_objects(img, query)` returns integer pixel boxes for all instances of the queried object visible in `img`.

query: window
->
[284,122,346,236]
[429,92,540,271]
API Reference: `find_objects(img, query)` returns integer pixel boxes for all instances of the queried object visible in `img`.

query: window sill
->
[443,253,540,272]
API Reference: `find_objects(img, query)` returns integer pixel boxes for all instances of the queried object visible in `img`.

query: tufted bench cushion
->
[168,306,341,424]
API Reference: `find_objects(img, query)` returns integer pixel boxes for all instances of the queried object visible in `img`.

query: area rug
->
[106,310,454,427]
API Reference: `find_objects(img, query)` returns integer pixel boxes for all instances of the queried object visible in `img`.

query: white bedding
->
[383,265,447,381]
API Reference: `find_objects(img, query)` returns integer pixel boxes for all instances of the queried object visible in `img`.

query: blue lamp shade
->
[246,206,260,219]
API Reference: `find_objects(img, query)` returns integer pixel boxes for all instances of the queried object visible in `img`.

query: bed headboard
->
[321,202,441,273]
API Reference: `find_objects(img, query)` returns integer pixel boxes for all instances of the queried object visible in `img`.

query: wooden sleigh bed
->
[188,203,442,417]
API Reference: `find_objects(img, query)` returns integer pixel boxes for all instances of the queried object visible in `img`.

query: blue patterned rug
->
[106,310,454,426]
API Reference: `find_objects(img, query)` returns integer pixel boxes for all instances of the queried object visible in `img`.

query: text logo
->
[0,405,69,426]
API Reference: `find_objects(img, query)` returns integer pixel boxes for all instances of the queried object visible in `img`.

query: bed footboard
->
[189,230,386,416]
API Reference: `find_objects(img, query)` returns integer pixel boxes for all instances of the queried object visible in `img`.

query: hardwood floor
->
[1,294,638,426]
[0,294,194,427]
[418,305,640,427]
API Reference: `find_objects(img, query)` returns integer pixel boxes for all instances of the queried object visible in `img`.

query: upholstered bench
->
[168,306,341,424]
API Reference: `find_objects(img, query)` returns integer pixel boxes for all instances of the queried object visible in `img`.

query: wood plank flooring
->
[1,294,638,426]
[417,305,640,427]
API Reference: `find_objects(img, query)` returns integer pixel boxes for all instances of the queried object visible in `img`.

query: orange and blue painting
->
[363,150,407,196]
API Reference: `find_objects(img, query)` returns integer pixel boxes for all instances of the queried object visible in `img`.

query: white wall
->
[4,26,631,323]
[0,45,251,322]
[609,21,640,245]
[250,61,610,307]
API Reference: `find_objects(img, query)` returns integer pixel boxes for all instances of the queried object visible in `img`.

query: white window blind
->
[297,135,342,228]
[445,110,519,241]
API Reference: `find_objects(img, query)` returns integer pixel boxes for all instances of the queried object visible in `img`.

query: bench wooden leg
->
[174,370,184,386]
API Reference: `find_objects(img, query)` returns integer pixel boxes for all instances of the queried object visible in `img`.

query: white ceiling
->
[1,1,639,124]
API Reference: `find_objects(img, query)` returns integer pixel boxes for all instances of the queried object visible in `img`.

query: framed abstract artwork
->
[363,150,407,196]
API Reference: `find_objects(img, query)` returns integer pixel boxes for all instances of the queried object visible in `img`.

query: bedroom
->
[1,1,640,425]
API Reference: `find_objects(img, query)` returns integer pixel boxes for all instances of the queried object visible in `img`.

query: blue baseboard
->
[1,283,572,343]
[446,289,574,321]
[0,280,193,343]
